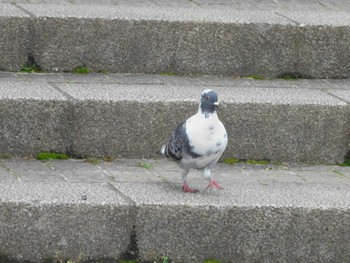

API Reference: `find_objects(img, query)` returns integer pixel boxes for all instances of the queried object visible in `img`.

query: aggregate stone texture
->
[0,73,350,164]
[0,80,70,156]
[2,158,348,262]
[56,82,349,163]
[0,3,348,77]
[111,160,350,262]
[0,178,135,262]
[0,4,31,71]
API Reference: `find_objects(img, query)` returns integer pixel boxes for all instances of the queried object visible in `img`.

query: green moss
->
[159,72,177,76]
[119,260,137,263]
[223,158,271,165]
[246,159,270,165]
[203,259,222,263]
[138,162,152,169]
[271,161,283,166]
[99,69,109,74]
[223,157,240,165]
[82,157,113,165]
[339,161,350,166]
[333,170,344,176]
[340,152,350,166]
[84,157,100,165]
[73,67,92,74]
[242,75,264,80]
[279,73,303,80]
[20,63,41,73]
[104,156,114,162]
[37,152,69,161]
[0,154,11,159]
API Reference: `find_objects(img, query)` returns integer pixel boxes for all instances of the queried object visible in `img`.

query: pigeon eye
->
[205,96,209,100]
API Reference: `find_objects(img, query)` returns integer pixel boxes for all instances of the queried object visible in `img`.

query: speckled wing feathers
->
[163,121,186,160]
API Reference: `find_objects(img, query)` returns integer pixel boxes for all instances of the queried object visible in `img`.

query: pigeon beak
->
[214,101,219,109]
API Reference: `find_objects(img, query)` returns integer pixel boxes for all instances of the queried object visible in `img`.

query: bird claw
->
[206,179,223,190]
[182,183,199,193]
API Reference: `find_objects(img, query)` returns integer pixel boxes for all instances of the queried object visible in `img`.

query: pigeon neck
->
[198,104,217,119]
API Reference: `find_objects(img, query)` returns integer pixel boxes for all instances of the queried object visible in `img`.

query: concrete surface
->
[0,157,350,262]
[0,1,350,77]
[0,4,30,71]
[0,72,349,164]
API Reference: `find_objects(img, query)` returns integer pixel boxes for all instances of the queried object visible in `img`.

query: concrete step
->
[0,72,349,164]
[0,158,350,262]
[1,1,350,78]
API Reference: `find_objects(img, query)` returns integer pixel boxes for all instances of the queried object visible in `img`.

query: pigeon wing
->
[164,121,187,160]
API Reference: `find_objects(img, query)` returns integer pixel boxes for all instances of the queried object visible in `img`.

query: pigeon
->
[161,89,228,193]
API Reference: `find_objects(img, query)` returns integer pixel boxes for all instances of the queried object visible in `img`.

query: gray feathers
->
[161,121,200,161]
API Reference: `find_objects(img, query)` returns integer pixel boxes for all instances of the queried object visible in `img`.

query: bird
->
[161,89,228,193]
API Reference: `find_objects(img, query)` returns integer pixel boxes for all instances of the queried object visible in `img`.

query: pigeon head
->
[200,89,219,115]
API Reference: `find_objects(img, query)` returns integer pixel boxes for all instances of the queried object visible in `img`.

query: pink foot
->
[182,183,199,193]
[206,179,223,190]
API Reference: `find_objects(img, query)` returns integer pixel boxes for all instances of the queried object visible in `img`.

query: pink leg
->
[182,182,199,193]
[206,179,223,190]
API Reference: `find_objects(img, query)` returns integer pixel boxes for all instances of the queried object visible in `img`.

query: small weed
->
[37,152,69,161]
[223,157,240,165]
[99,69,109,74]
[84,157,100,165]
[279,72,303,80]
[203,259,222,263]
[333,170,345,176]
[258,180,269,186]
[246,159,270,165]
[340,151,350,166]
[159,72,177,76]
[20,63,41,73]
[0,154,11,159]
[271,161,284,166]
[242,75,264,80]
[20,54,42,73]
[103,156,114,162]
[138,162,152,169]
[73,67,92,74]
[223,158,273,166]
[119,260,137,263]
[339,160,350,166]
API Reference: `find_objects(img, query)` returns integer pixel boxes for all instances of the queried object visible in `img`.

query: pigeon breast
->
[181,112,227,169]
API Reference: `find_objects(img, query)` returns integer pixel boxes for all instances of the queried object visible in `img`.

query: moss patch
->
[84,157,100,165]
[278,72,304,80]
[241,74,264,80]
[246,159,270,165]
[19,54,42,73]
[73,67,92,74]
[203,259,222,263]
[0,154,11,159]
[339,160,350,166]
[159,72,177,76]
[138,162,152,169]
[223,157,240,165]
[36,152,69,161]
[223,158,271,165]
[20,62,41,73]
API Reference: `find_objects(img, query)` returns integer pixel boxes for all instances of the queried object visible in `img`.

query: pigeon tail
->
[161,142,182,160]
[160,144,166,155]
